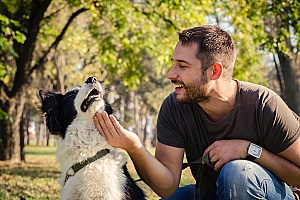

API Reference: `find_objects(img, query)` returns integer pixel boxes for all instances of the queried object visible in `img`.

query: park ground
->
[0,143,194,200]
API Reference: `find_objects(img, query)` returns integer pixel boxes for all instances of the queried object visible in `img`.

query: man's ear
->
[211,62,223,80]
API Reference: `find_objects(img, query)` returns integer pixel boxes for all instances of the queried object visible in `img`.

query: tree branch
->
[10,0,52,98]
[0,80,10,99]
[131,3,178,31]
[29,7,89,75]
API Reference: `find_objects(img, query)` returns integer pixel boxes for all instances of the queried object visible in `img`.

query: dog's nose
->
[86,77,97,84]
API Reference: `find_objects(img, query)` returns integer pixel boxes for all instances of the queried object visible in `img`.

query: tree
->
[1,0,292,163]
[263,0,300,114]
[216,0,300,114]
[0,0,201,162]
[0,0,88,162]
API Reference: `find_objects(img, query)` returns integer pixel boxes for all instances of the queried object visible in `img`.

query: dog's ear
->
[39,89,63,135]
[39,89,62,112]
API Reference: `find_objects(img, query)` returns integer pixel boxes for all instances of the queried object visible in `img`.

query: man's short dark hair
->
[179,25,236,80]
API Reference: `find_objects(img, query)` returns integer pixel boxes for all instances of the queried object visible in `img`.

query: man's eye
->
[179,64,187,69]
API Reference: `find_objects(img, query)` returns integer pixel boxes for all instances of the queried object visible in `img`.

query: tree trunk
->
[54,54,66,93]
[0,89,27,162]
[133,91,142,140]
[46,129,50,146]
[0,0,89,161]
[20,109,27,162]
[142,115,148,146]
[277,51,300,115]
[36,123,42,146]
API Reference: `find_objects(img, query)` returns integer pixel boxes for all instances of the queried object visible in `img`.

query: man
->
[94,25,300,199]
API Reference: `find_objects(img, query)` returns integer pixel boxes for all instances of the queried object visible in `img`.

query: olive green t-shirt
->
[157,80,300,195]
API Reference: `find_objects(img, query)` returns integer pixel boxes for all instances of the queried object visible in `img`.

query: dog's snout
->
[86,77,97,84]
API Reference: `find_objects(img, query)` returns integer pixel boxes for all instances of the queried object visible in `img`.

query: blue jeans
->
[161,160,296,200]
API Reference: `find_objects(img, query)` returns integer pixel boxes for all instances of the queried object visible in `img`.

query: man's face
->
[167,42,210,104]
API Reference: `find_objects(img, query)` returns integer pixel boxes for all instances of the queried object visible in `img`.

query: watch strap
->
[245,154,256,161]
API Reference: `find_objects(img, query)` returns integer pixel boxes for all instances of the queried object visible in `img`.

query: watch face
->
[249,143,262,158]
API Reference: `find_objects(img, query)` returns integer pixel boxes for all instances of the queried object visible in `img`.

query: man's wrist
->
[245,143,262,161]
[242,141,251,159]
[126,141,143,155]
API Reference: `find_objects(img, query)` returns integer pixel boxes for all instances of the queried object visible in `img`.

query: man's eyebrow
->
[171,58,192,65]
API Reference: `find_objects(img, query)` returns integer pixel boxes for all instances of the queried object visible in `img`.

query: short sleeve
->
[261,95,300,153]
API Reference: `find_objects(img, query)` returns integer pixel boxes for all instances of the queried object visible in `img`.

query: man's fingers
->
[99,111,115,139]
[93,113,107,139]
[102,111,121,137]
[94,111,114,139]
[109,115,122,133]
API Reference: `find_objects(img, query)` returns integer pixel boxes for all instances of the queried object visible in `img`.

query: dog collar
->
[64,149,110,186]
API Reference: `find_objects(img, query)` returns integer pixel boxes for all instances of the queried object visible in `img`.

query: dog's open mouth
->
[81,88,101,112]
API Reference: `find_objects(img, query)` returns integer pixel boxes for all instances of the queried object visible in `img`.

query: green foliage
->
[30,0,272,129]
[0,108,10,120]
[221,0,300,55]
[1,0,297,91]
[0,13,26,84]
[1,0,299,161]
[1,0,270,93]
[0,14,25,58]
[204,0,269,85]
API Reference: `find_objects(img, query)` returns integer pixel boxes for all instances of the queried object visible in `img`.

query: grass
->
[0,144,194,200]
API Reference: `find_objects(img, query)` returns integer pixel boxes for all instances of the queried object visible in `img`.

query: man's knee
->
[216,160,265,199]
[216,160,295,199]
[217,160,252,184]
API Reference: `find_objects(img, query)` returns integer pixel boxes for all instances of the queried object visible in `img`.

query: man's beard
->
[176,77,210,104]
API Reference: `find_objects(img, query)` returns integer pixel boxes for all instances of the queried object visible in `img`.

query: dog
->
[39,77,145,200]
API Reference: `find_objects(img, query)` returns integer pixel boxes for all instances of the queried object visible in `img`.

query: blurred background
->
[0,0,299,167]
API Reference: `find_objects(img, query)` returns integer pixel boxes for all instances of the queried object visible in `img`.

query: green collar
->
[64,149,110,185]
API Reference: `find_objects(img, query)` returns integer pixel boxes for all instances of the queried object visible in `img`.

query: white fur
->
[55,82,128,200]
[74,81,105,120]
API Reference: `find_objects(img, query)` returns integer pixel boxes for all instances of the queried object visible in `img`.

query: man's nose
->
[166,65,177,80]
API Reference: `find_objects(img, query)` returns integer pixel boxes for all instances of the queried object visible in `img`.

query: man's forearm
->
[256,148,300,187]
[127,146,179,197]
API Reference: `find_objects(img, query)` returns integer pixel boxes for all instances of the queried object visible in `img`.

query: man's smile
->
[171,80,185,93]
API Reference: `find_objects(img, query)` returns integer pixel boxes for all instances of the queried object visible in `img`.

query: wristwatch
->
[245,143,262,161]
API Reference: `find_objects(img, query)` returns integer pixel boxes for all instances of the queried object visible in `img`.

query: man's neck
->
[199,80,238,123]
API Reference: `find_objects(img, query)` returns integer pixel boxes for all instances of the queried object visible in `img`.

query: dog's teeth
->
[89,95,99,99]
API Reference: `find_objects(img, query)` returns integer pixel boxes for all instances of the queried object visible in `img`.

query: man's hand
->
[93,111,184,197]
[202,139,250,171]
[93,111,143,153]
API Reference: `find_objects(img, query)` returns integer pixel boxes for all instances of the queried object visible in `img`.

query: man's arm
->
[93,111,184,198]
[129,142,184,198]
[203,138,300,187]
[267,137,300,187]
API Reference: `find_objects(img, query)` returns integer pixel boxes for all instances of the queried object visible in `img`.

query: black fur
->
[39,88,113,139]
[39,78,145,200]
[122,165,146,200]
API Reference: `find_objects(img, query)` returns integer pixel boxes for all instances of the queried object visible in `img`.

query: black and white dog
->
[39,77,145,200]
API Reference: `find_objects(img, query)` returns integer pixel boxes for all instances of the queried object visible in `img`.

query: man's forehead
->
[172,42,198,63]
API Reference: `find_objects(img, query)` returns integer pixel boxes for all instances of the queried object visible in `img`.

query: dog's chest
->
[56,120,111,171]
[61,152,128,200]
[56,120,129,199]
